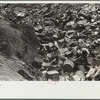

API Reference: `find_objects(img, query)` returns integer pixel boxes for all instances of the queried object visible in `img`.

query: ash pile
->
[32,4,100,81]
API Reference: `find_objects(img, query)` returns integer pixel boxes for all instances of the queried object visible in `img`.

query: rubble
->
[1,4,100,81]
[35,4,100,81]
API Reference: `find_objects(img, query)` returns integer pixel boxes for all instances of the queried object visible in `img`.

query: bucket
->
[78,65,86,73]
[87,56,93,65]
[63,60,74,73]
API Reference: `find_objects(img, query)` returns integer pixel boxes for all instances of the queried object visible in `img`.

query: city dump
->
[0,4,100,81]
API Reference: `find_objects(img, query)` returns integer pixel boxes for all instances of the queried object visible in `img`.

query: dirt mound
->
[0,54,26,81]
[0,19,42,63]
[0,19,43,80]
[0,19,24,57]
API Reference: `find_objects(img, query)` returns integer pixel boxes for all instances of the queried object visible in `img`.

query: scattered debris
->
[1,4,100,81]
[35,4,100,81]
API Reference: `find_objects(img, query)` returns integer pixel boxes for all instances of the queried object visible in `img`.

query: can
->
[63,60,74,73]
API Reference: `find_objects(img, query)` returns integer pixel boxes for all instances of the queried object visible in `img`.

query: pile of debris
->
[32,4,100,81]
[1,4,100,81]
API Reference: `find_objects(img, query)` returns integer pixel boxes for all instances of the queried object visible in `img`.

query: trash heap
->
[32,4,100,81]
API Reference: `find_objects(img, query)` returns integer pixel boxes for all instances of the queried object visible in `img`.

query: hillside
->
[0,54,25,81]
[0,18,43,81]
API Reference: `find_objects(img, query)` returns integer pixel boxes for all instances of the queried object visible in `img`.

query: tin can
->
[63,60,74,73]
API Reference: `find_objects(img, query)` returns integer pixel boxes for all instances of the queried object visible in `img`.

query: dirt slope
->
[0,18,43,80]
[0,54,26,81]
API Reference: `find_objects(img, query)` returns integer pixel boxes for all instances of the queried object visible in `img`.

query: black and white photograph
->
[0,3,100,81]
